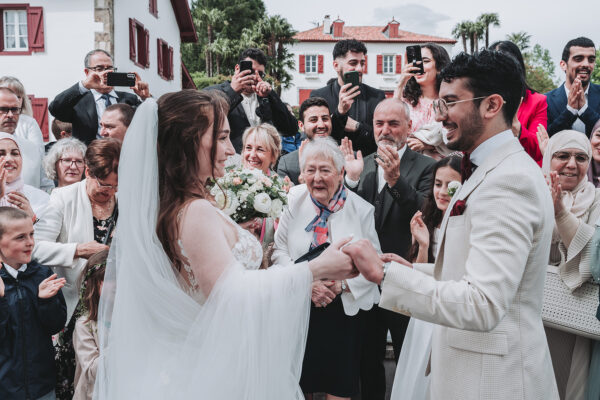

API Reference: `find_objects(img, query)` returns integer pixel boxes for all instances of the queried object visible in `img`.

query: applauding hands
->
[38,273,66,299]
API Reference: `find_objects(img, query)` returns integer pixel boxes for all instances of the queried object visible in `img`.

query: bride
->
[94,91,357,399]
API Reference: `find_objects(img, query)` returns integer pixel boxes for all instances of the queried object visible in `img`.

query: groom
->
[346,50,559,399]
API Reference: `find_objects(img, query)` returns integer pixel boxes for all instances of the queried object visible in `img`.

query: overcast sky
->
[262,0,600,83]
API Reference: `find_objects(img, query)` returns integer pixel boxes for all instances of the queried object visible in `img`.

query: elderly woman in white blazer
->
[272,137,380,400]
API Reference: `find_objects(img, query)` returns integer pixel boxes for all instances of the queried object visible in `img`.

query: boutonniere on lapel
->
[447,180,465,216]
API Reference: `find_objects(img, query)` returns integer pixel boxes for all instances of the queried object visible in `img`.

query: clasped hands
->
[309,237,412,294]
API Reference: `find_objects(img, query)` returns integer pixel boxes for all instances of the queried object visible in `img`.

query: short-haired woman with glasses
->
[33,138,121,399]
[541,129,600,399]
[43,138,87,189]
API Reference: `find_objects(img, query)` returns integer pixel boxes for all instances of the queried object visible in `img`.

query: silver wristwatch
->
[341,280,347,292]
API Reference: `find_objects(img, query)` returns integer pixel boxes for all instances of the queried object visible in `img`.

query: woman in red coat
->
[491,41,547,166]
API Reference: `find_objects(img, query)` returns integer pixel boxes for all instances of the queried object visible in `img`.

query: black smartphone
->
[343,71,360,89]
[295,242,331,264]
[106,72,136,87]
[406,45,424,75]
[239,60,254,75]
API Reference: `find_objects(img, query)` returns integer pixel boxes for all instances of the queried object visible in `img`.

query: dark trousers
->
[359,304,410,400]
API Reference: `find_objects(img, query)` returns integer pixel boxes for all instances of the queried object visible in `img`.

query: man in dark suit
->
[546,37,600,137]
[342,98,434,400]
[311,39,386,156]
[206,48,298,153]
[49,49,150,145]
[277,96,347,184]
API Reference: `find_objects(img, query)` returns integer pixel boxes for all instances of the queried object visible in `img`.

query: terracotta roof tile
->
[294,25,456,44]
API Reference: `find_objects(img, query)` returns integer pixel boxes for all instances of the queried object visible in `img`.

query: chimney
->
[323,15,331,35]
[384,18,400,38]
[332,17,344,38]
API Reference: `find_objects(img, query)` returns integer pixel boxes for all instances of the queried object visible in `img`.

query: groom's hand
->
[308,237,358,281]
[343,239,385,284]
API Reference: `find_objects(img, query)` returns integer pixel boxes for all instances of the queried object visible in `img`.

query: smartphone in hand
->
[406,45,424,75]
[106,72,136,87]
[239,60,254,75]
[343,71,360,89]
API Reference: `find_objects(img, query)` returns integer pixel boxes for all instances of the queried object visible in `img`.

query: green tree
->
[452,21,470,53]
[523,43,558,93]
[592,49,600,85]
[477,13,500,49]
[506,31,532,52]
[195,8,226,77]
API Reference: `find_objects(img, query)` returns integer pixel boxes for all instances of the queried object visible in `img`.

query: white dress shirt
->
[3,262,27,279]
[241,92,261,127]
[564,83,590,133]
[469,129,514,167]
[78,81,117,138]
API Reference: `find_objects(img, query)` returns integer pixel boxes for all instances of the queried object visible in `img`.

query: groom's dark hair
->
[440,50,525,126]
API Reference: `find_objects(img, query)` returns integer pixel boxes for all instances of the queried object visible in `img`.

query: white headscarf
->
[541,129,595,220]
[0,131,25,207]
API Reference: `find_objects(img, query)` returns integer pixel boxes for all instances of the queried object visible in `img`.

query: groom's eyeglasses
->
[432,97,488,118]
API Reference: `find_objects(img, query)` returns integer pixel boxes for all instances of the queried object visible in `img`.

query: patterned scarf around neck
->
[305,184,348,249]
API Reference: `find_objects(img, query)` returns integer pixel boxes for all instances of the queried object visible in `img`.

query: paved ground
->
[313,358,397,400]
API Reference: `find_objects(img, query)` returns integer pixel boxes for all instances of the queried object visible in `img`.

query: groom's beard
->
[446,111,485,152]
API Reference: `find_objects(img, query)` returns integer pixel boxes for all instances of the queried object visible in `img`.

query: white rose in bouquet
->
[215,190,238,216]
[253,192,272,214]
[269,198,283,218]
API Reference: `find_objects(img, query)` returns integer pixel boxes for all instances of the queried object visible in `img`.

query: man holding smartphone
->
[49,49,151,145]
[206,48,298,153]
[311,39,386,156]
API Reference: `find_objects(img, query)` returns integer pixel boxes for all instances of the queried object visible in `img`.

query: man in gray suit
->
[342,98,434,400]
[277,97,345,184]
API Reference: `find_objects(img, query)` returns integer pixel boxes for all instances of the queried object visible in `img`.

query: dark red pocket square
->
[450,200,466,216]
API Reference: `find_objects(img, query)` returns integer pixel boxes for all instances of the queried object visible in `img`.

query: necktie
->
[461,153,477,183]
[101,94,111,108]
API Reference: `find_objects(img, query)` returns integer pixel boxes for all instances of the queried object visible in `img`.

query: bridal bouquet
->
[209,166,290,223]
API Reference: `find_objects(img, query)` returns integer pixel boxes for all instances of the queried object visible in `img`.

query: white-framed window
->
[305,54,317,74]
[383,55,394,74]
[3,10,28,51]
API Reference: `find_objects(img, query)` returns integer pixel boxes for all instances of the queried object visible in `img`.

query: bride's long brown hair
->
[156,90,229,272]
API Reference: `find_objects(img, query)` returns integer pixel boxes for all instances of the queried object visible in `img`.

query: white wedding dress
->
[94,99,312,399]
[390,228,440,400]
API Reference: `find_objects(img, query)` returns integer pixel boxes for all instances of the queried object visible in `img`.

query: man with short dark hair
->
[546,37,600,136]
[347,50,559,399]
[100,103,135,141]
[276,96,345,184]
[206,48,298,152]
[49,49,150,144]
[311,39,386,156]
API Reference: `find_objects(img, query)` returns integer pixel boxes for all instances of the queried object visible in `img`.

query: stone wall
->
[94,0,114,55]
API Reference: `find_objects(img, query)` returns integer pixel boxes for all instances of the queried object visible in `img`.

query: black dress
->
[300,294,365,397]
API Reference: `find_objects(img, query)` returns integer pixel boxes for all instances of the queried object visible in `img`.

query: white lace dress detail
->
[177,208,262,296]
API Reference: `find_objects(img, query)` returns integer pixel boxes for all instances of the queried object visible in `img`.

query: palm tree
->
[209,37,233,76]
[477,13,500,48]
[194,8,226,76]
[452,21,470,53]
[472,21,486,53]
[506,31,532,52]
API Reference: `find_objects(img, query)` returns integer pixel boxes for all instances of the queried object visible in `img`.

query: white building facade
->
[281,16,456,106]
[0,0,196,140]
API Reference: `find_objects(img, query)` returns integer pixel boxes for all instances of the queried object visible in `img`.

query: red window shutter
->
[318,55,324,73]
[377,55,383,74]
[0,12,4,52]
[27,7,44,52]
[363,55,368,74]
[299,55,305,73]
[168,46,174,80]
[396,55,402,74]
[30,97,49,141]
[149,0,158,16]
[157,39,163,77]
[144,29,150,67]
[129,19,136,61]
[298,89,311,105]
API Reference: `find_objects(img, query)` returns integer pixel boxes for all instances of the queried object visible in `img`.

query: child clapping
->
[0,207,67,399]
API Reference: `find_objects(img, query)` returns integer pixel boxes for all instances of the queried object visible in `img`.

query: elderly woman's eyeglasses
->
[59,158,84,168]
[552,151,589,164]
[93,176,118,190]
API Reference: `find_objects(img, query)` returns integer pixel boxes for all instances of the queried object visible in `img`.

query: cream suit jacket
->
[33,180,94,323]
[273,184,381,316]
[379,138,559,399]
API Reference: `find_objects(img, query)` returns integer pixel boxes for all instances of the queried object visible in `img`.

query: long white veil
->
[95,98,311,399]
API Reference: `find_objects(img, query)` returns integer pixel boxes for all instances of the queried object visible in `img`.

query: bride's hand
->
[308,237,358,281]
